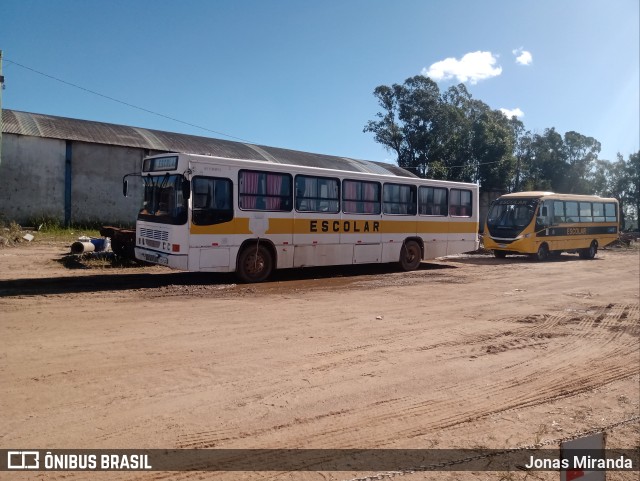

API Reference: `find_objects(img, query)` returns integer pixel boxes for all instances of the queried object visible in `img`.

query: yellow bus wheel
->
[493,250,507,259]
[579,241,597,260]
[534,244,549,262]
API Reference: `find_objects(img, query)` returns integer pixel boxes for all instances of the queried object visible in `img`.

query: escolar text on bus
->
[309,220,380,233]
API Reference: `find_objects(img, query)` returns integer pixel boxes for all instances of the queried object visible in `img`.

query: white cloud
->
[500,107,524,119]
[422,51,502,84]
[513,48,533,66]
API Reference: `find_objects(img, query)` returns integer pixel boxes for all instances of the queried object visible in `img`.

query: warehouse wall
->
[0,134,66,224]
[0,133,148,226]
[70,141,145,225]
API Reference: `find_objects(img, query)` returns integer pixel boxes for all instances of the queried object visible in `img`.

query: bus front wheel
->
[493,250,507,258]
[237,244,273,283]
[534,243,549,262]
[579,241,597,260]
[400,240,422,271]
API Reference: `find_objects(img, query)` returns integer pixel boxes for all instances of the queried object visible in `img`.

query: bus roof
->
[499,191,618,202]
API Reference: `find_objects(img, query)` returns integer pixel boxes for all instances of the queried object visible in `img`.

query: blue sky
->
[1,0,638,165]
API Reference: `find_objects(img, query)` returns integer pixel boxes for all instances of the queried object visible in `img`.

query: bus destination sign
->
[144,156,179,172]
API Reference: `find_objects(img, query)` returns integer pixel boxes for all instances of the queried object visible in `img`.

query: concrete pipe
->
[71,241,96,255]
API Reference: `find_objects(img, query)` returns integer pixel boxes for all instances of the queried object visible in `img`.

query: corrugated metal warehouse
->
[0,109,414,225]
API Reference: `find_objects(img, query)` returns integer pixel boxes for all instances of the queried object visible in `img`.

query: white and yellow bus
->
[484,191,619,261]
[125,152,479,282]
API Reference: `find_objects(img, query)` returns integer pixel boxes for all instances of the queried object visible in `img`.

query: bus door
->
[292,175,343,267]
[417,185,448,258]
[341,179,382,264]
[447,188,476,255]
[189,175,235,269]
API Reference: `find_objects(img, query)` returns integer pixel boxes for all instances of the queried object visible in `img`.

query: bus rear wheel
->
[534,243,549,262]
[579,241,597,260]
[399,240,422,271]
[237,244,273,283]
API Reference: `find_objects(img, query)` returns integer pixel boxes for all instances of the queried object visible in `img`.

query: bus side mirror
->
[540,206,548,217]
[123,179,129,197]
[182,179,191,200]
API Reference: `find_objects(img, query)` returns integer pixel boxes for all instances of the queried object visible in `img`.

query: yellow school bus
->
[484,192,619,261]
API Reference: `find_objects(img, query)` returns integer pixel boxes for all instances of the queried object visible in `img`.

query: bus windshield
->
[486,198,538,238]
[138,174,188,225]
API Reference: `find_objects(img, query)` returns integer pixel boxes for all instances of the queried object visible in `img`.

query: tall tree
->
[507,117,530,192]
[589,152,640,229]
[364,76,515,189]
[472,108,515,191]
[364,76,442,177]
[626,152,639,226]
[520,128,567,191]
[563,131,601,193]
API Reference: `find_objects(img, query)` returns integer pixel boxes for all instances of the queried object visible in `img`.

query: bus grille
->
[140,228,169,242]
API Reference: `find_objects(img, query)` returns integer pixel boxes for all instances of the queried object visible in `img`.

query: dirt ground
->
[0,242,638,481]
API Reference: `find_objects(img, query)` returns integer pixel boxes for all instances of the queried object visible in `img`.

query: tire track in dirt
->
[166,303,638,451]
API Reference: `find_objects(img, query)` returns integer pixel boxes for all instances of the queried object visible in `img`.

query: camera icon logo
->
[7,451,40,469]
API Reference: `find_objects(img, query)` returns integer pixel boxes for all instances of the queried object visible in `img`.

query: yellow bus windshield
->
[486,198,538,238]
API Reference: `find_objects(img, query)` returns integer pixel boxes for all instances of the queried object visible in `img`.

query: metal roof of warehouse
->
[2,109,415,178]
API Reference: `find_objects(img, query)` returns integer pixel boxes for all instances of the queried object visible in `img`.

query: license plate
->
[498,243,507,248]
[143,253,168,265]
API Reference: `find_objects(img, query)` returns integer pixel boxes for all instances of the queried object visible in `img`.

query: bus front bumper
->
[135,247,189,270]
[484,235,534,254]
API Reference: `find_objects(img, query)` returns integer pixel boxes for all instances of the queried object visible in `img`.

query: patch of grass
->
[24,216,101,243]
[37,226,102,244]
[0,216,129,244]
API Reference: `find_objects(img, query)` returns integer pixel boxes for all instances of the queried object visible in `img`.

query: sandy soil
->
[0,242,638,480]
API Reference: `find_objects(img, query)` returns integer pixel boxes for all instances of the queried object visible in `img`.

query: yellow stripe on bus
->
[191,217,477,236]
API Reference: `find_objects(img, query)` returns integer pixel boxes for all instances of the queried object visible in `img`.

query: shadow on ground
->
[0,259,456,297]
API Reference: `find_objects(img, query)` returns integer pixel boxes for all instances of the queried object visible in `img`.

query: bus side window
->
[383,183,416,215]
[579,202,593,222]
[592,202,605,222]
[552,201,565,224]
[449,189,472,217]
[295,175,340,213]
[192,176,234,226]
[239,170,292,211]
[536,201,550,229]
[418,186,447,216]
[605,203,617,222]
[565,202,579,223]
[343,180,381,215]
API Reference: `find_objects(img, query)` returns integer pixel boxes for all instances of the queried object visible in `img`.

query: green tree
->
[364,76,515,190]
[364,76,443,178]
[520,128,567,191]
[563,131,601,193]
[590,152,640,229]
[626,152,639,227]
[472,108,515,190]
[363,75,630,204]
[508,118,530,192]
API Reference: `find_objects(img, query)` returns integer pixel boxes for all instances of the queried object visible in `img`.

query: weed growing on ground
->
[58,252,143,269]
